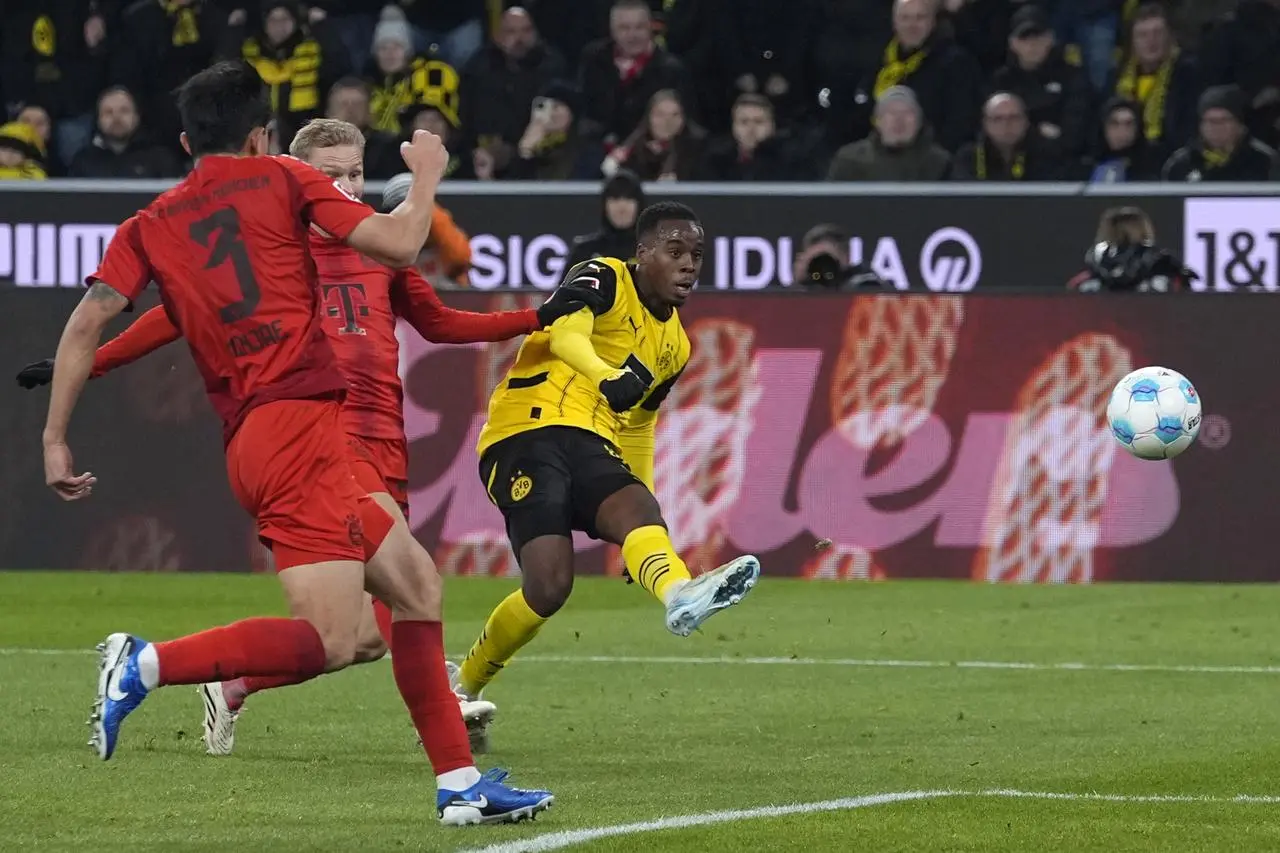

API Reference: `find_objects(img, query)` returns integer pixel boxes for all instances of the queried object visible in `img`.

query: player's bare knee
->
[596,484,665,545]
[318,630,359,672]
[522,564,573,618]
[353,635,388,663]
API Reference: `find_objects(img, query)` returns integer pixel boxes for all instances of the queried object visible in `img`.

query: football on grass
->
[1106,366,1202,460]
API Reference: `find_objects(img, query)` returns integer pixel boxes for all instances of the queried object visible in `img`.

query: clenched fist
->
[399,129,449,182]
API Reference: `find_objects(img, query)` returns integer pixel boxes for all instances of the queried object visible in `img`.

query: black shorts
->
[479,426,642,560]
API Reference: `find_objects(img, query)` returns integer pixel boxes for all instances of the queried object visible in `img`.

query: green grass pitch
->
[2,572,1279,852]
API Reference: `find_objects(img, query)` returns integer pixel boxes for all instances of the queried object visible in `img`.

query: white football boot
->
[198,682,239,756]
[665,555,761,637]
[445,660,496,754]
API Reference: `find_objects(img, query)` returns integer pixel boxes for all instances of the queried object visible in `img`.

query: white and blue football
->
[1106,366,1202,460]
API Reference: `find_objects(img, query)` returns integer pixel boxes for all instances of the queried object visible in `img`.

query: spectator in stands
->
[113,0,221,158]
[1201,0,1280,148]
[394,0,487,69]
[842,0,983,153]
[1081,98,1162,182]
[222,2,348,148]
[509,81,603,180]
[401,103,464,178]
[0,120,48,180]
[579,0,694,148]
[460,8,567,159]
[15,105,56,175]
[68,87,182,179]
[989,5,1093,158]
[812,0,894,139]
[1111,3,1199,169]
[604,88,705,181]
[709,0,821,128]
[951,91,1065,180]
[1047,0,1122,91]
[699,93,807,181]
[567,170,646,267]
[365,7,461,137]
[3,4,108,169]
[324,78,402,180]
[521,0,619,77]
[827,85,950,182]
[1162,85,1280,182]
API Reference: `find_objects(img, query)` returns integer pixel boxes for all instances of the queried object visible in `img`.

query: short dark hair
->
[176,61,272,157]
[637,201,699,243]
[733,93,773,117]
[329,76,370,99]
[801,223,849,251]
[612,0,652,15]
[97,86,136,111]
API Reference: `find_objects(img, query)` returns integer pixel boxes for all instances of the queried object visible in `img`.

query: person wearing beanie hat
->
[827,85,950,181]
[508,79,604,181]
[1080,97,1162,183]
[566,170,647,267]
[1162,84,1280,182]
[0,120,48,180]
[990,6,1093,158]
[367,6,461,135]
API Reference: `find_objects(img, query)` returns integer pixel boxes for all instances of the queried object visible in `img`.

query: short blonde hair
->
[289,118,365,160]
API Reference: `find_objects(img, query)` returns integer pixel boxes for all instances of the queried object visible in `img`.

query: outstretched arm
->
[391,267,538,343]
[548,308,614,384]
[44,282,131,500]
[92,304,182,377]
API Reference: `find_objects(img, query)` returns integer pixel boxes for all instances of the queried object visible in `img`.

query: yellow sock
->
[458,589,547,697]
[622,525,693,606]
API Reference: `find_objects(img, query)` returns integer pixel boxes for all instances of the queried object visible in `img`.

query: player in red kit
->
[39,61,552,825]
[23,118,582,756]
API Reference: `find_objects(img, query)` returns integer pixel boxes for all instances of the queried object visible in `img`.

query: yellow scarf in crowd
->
[163,0,201,46]
[1115,47,1180,142]
[874,40,928,99]
[1202,148,1231,169]
[976,145,1025,180]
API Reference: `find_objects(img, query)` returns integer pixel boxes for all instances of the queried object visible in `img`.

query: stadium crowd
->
[1,0,1278,184]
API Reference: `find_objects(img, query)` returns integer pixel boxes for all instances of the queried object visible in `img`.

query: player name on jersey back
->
[89,154,376,442]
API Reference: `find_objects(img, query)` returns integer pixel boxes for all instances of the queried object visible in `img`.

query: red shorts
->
[346,434,410,516]
[227,399,367,570]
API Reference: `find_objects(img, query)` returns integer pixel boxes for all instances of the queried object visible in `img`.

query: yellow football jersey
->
[477,257,691,457]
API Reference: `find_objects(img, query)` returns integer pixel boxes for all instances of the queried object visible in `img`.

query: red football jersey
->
[89,154,374,442]
[310,233,538,440]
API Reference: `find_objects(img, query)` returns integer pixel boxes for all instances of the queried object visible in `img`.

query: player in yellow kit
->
[448,202,760,747]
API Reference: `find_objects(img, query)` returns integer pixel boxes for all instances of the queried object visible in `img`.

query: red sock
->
[391,620,473,775]
[373,598,393,647]
[155,617,326,687]
[221,672,314,711]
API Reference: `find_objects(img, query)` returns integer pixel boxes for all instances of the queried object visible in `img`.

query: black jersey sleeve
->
[640,368,683,412]
[550,259,619,316]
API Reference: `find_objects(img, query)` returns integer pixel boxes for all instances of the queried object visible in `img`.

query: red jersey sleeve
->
[91,304,182,378]
[87,215,152,303]
[390,268,538,343]
[273,155,375,241]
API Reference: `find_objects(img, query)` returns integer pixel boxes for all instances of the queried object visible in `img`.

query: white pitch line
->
[455,791,949,853]
[457,789,1280,853]
[2,648,1280,674]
